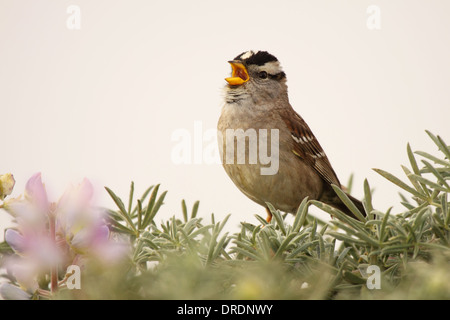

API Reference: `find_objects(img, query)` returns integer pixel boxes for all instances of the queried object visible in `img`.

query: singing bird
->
[218,50,365,222]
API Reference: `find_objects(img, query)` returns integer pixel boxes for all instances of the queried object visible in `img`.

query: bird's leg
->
[265,207,273,223]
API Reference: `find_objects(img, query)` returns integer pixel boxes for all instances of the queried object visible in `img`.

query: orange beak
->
[225,61,249,86]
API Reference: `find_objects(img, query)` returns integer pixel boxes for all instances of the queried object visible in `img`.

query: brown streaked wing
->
[281,108,341,187]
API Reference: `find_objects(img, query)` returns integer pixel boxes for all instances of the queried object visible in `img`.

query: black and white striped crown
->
[234,50,286,80]
[234,50,278,66]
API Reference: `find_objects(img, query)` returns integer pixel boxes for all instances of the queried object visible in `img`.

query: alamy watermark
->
[361,264,381,290]
[65,265,81,290]
[66,5,81,30]
[367,5,381,30]
[171,121,279,175]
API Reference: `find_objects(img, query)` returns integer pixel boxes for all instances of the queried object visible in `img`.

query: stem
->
[37,289,52,299]
[49,204,58,293]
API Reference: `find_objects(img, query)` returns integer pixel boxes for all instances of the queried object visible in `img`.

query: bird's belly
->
[222,153,323,213]
[218,104,323,213]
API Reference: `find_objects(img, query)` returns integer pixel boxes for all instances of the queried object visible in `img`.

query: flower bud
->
[0,173,15,200]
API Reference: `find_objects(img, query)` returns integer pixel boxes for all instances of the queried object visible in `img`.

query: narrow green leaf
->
[286,241,317,259]
[251,225,262,244]
[437,134,450,159]
[404,201,429,217]
[233,238,258,255]
[293,197,309,232]
[179,229,197,252]
[407,143,420,175]
[319,224,329,236]
[258,229,273,261]
[331,184,366,222]
[143,184,160,225]
[105,187,136,233]
[311,200,366,233]
[109,225,132,235]
[343,270,366,285]
[408,173,448,192]
[401,201,415,211]
[254,214,269,226]
[399,192,410,205]
[346,173,354,194]
[267,203,286,235]
[217,214,231,235]
[415,151,450,167]
[373,168,425,200]
[441,193,450,226]
[387,221,408,238]
[140,232,159,250]
[182,217,199,235]
[310,218,317,241]
[187,224,213,239]
[133,238,145,262]
[404,224,417,244]
[240,222,257,234]
[290,232,310,245]
[191,201,200,219]
[143,190,168,228]
[170,216,178,241]
[421,160,450,190]
[402,165,428,195]
[412,206,430,231]
[430,222,448,245]
[365,220,382,228]
[379,208,391,243]
[211,233,229,262]
[206,229,218,264]
[105,187,127,218]
[419,242,450,251]
[330,218,379,247]
[128,181,134,216]
[131,185,154,216]
[336,247,351,264]
[329,261,347,289]
[327,232,367,246]
[106,208,125,222]
[231,247,261,261]
[426,130,450,161]
[137,199,142,230]
[181,200,188,223]
[380,244,412,255]
[413,244,420,259]
[363,179,374,216]
[318,234,325,260]
[273,233,297,260]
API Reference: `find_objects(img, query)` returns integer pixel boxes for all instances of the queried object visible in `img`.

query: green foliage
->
[53,131,450,300]
[3,131,446,300]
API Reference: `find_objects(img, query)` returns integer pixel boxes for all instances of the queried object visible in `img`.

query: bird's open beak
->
[225,61,249,86]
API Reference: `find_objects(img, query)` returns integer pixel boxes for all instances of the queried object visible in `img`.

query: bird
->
[217,50,365,222]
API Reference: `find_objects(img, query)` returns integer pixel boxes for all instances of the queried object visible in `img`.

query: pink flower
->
[2,173,128,296]
[0,283,32,300]
[5,229,62,266]
[24,173,49,214]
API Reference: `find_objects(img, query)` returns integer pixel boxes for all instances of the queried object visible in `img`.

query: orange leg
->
[265,207,273,223]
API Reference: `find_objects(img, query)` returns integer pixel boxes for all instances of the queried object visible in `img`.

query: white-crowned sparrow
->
[217,50,365,222]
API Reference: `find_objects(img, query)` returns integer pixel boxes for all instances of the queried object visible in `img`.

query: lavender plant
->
[0,131,449,299]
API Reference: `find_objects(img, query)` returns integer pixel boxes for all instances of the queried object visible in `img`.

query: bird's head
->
[225,50,287,103]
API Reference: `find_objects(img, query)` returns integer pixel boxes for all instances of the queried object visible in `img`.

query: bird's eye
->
[258,71,268,79]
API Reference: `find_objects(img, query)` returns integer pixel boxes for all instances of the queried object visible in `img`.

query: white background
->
[1,1,449,237]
